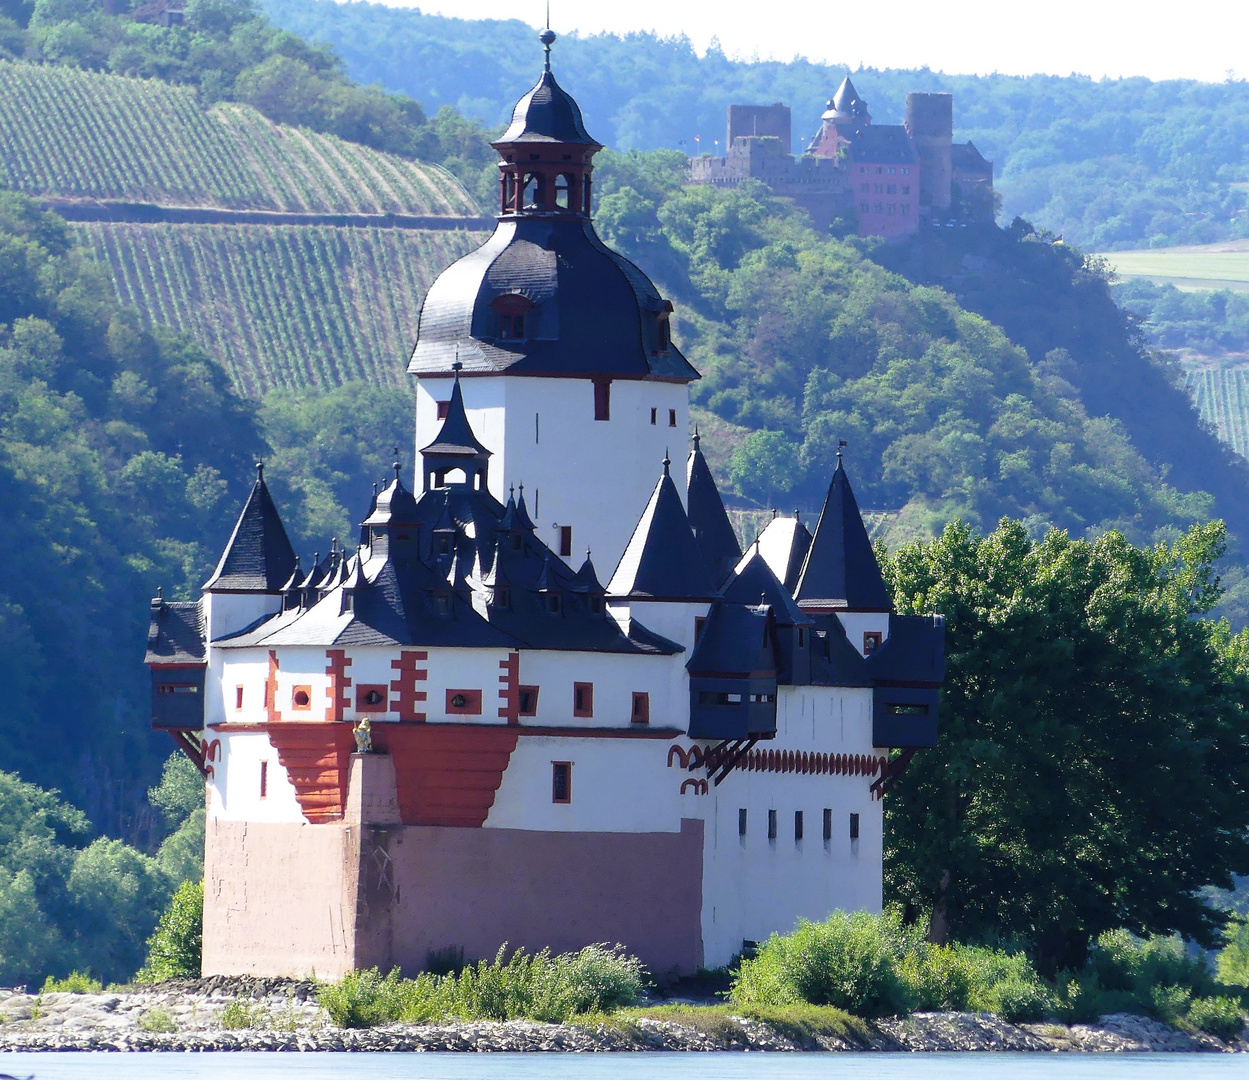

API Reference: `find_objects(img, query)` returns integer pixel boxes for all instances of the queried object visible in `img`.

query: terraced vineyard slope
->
[75,222,481,392]
[0,60,477,216]
[0,59,492,393]
[1183,364,1249,459]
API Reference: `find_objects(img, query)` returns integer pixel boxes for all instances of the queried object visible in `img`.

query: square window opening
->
[518,685,539,717]
[863,631,882,656]
[446,689,483,715]
[436,400,450,420]
[357,684,388,713]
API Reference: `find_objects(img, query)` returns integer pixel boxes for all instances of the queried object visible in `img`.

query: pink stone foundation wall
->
[203,798,705,978]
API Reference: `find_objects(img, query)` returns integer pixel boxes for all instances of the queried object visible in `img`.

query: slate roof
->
[686,603,778,677]
[721,550,811,627]
[217,468,681,655]
[686,433,742,588]
[824,76,870,121]
[495,66,600,147]
[809,614,874,687]
[794,457,892,612]
[145,598,205,664]
[608,458,718,601]
[952,140,993,175]
[408,218,698,381]
[203,465,297,592]
[749,514,812,593]
[420,371,491,460]
[845,125,918,165]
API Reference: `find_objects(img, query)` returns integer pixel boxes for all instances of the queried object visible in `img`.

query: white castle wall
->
[698,685,883,966]
[207,730,304,824]
[415,375,689,575]
[515,650,683,729]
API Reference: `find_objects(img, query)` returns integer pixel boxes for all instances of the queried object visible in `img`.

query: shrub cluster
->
[730,911,1248,1040]
[730,909,1056,1021]
[317,944,647,1028]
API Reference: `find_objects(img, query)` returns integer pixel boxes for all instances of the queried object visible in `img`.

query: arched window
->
[503,172,517,212]
[581,175,592,215]
[523,173,543,210]
[555,173,572,209]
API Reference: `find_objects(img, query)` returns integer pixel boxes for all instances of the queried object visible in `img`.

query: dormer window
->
[547,593,563,614]
[436,594,451,616]
[490,294,534,342]
[435,534,453,556]
[510,532,524,551]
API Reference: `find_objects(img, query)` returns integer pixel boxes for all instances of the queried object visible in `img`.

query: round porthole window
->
[364,689,384,706]
[451,694,468,708]
[293,689,310,707]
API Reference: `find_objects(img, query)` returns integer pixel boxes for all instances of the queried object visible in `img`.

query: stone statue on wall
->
[353,717,373,754]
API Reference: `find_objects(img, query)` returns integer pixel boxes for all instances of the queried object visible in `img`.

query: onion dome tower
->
[408,28,699,574]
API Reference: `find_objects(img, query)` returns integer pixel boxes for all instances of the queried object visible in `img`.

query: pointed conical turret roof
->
[515,485,536,530]
[750,513,813,593]
[204,463,297,592]
[608,455,717,600]
[723,549,812,627]
[570,551,604,594]
[686,431,742,588]
[825,75,871,122]
[794,454,891,612]
[366,464,420,526]
[421,368,491,461]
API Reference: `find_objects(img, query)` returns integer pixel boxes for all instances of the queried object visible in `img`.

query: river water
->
[0,1053,1245,1080]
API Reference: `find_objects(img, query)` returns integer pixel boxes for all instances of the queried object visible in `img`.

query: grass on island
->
[572,1003,871,1048]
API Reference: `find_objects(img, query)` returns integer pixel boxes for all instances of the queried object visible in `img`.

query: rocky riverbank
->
[0,979,1243,1052]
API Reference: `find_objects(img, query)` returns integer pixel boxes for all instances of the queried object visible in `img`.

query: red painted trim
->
[573,682,594,718]
[324,649,352,722]
[148,662,207,670]
[518,725,681,739]
[446,688,484,715]
[264,720,356,823]
[390,650,428,721]
[498,652,520,724]
[736,748,887,778]
[265,650,280,724]
[356,683,389,712]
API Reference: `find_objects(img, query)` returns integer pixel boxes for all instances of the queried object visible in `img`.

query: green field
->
[0,60,476,215]
[1098,241,1249,292]
[74,221,486,394]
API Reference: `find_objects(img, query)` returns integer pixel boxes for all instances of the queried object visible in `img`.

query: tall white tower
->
[408,32,698,575]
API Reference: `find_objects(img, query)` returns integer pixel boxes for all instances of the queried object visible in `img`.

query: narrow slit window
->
[823,808,833,842]
[794,810,803,842]
[668,408,677,427]
[767,809,778,841]
[559,525,572,557]
[552,761,572,803]
[235,685,244,710]
[650,407,657,425]
[850,813,860,840]
[573,682,593,718]
[738,808,747,837]
[259,761,268,800]
[555,173,571,209]
[594,380,611,421]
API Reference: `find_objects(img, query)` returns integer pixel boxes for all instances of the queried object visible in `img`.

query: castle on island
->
[690,77,994,237]
[144,32,944,979]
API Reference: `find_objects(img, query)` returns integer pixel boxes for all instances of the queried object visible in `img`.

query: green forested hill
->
[260,0,1249,251]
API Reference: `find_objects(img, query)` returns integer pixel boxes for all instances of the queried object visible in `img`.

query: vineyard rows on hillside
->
[0,61,477,216]
[74,221,486,395]
[1184,366,1249,459]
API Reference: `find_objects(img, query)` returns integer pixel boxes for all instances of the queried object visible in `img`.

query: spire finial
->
[539,8,555,72]
[837,439,847,460]
[510,483,516,499]
[662,449,671,476]
[256,460,264,480]
[453,343,462,377]
[692,426,701,452]
[393,459,401,480]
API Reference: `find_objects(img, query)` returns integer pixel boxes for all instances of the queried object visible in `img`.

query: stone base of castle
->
[202,755,705,980]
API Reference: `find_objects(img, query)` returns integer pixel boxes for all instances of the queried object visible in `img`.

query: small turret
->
[420,365,491,491]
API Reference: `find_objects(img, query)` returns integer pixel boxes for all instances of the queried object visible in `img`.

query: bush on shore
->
[135,879,202,983]
[317,944,647,1028]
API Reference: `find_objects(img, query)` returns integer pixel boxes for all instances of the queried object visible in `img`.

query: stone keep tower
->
[408,30,697,573]
[904,93,953,217]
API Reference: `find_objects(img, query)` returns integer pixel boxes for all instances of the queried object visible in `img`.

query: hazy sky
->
[393,0,1247,82]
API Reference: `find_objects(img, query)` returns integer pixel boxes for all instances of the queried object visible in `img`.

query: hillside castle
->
[144,34,944,978]
[690,77,994,237]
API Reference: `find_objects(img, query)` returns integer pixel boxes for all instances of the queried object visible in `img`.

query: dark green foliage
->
[872,224,1249,547]
[594,168,1218,545]
[1114,279,1249,356]
[0,192,261,817]
[257,1,1249,249]
[137,878,203,982]
[1187,996,1247,1042]
[0,769,174,986]
[882,519,1249,973]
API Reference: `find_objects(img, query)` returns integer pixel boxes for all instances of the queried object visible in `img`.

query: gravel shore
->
[0,978,1243,1053]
